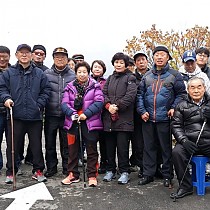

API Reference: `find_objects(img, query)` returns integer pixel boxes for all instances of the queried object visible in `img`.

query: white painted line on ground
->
[1,182,53,210]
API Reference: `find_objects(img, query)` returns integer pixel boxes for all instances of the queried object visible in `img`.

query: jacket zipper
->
[153,75,161,122]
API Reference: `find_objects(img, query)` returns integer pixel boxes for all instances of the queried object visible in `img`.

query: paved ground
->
[1,136,210,210]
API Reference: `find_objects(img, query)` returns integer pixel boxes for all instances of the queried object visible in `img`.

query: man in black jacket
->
[0,44,51,184]
[44,47,75,177]
[0,46,10,174]
[130,51,149,176]
[171,77,210,199]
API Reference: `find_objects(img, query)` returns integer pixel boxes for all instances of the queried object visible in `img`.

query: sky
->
[1,0,210,76]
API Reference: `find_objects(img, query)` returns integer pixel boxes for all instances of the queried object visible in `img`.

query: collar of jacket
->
[185,92,210,105]
[113,68,131,77]
[52,64,70,75]
[90,74,106,82]
[152,63,169,75]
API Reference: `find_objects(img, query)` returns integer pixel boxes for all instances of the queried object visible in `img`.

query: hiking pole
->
[10,107,16,191]
[78,121,86,188]
[172,120,206,202]
[169,116,173,189]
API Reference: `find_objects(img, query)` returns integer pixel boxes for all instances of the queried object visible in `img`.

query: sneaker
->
[118,172,130,184]
[88,177,97,187]
[61,172,80,185]
[5,175,13,184]
[103,171,116,182]
[32,170,47,182]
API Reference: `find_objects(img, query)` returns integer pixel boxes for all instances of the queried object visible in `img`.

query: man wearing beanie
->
[136,45,186,187]
[44,47,75,177]
[32,44,48,71]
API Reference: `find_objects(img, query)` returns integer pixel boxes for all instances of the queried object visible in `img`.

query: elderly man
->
[44,47,75,177]
[179,50,210,94]
[0,44,51,184]
[136,46,186,187]
[170,77,210,199]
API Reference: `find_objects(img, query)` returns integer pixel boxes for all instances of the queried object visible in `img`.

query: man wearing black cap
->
[136,45,186,187]
[32,44,48,71]
[0,44,51,184]
[72,54,84,63]
[44,47,75,177]
[129,51,149,176]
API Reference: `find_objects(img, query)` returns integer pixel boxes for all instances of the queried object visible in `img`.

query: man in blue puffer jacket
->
[0,44,51,184]
[136,46,186,187]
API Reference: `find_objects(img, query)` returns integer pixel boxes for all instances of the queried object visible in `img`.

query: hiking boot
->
[32,170,47,182]
[103,171,116,182]
[88,177,97,187]
[5,175,13,184]
[61,172,80,185]
[118,172,130,184]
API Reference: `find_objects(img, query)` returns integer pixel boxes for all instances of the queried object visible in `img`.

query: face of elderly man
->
[187,78,206,103]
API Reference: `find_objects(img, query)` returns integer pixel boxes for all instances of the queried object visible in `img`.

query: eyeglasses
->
[34,52,45,56]
[197,53,208,58]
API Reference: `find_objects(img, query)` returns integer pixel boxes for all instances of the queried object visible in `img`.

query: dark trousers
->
[67,121,98,178]
[6,119,45,176]
[130,114,144,168]
[172,143,210,190]
[105,131,130,174]
[44,116,68,171]
[99,131,107,164]
[142,121,171,178]
[19,135,33,163]
[0,113,7,170]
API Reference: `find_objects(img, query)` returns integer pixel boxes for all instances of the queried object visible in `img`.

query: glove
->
[181,139,198,155]
[202,107,210,120]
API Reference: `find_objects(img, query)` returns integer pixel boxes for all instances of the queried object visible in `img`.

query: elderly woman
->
[90,60,107,174]
[61,61,104,187]
[102,52,137,184]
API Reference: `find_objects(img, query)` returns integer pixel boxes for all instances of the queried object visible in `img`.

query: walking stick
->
[169,116,173,189]
[78,121,86,188]
[171,120,206,202]
[10,107,16,190]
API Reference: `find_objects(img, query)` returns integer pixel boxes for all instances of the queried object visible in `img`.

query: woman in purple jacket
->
[61,61,104,187]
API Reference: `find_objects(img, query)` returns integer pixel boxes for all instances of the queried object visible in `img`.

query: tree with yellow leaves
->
[124,24,210,69]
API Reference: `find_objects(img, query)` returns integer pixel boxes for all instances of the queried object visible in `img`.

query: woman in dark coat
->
[102,52,137,184]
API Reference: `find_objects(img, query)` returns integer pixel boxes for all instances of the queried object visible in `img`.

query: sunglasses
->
[34,52,45,56]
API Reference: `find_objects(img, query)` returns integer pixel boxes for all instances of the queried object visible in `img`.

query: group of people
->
[0,43,210,199]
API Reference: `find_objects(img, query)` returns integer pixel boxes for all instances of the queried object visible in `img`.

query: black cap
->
[52,47,68,57]
[133,51,148,61]
[16,44,31,52]
[153,45,172,60]
[32,45,46,55]
[72,54,84,60]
